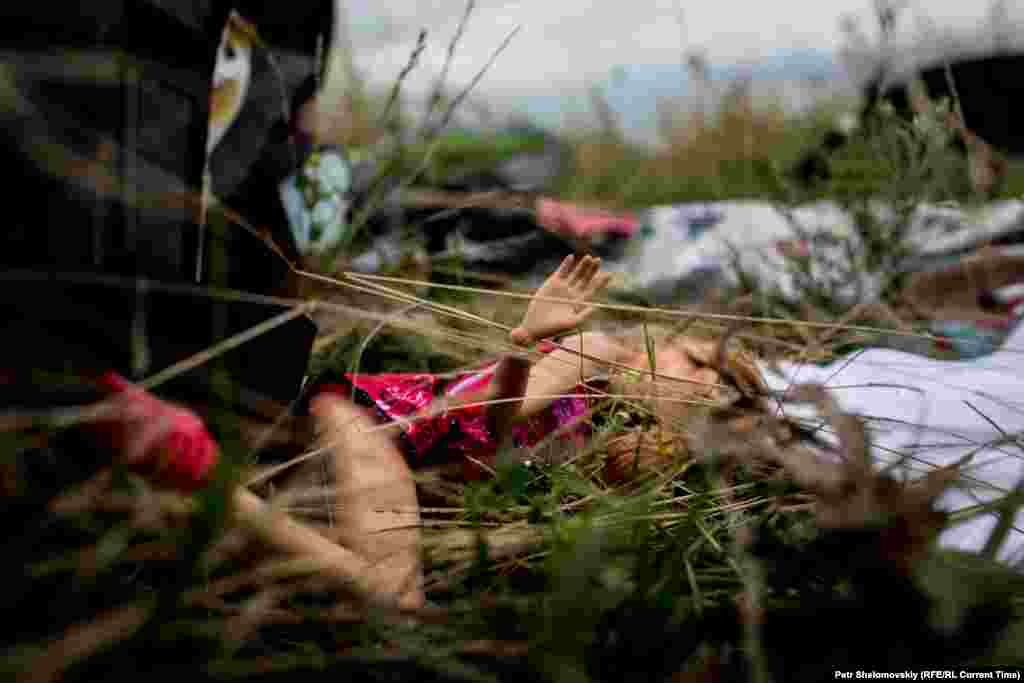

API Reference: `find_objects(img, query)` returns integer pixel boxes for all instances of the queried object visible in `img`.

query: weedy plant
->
[715,84,1012,359]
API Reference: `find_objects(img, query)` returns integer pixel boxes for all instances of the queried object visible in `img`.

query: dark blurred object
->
[345,126,605,278]
[0,1,331,411]
[793,51,1023,195]
[791,128,850,187]
[420,124,568,194]
[210,12,334,265]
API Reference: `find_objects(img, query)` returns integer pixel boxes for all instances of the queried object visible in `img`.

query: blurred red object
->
[89,372,219,492]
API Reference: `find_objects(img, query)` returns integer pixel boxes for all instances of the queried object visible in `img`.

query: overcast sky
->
[333,0,1011,99]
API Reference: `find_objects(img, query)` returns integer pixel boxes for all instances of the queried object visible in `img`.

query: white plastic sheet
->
[763,321,1024,565]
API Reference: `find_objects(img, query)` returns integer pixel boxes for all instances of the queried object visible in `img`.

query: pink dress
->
[320,342,599,472]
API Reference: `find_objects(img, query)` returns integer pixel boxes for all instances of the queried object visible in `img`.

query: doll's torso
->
[338,344,597,468]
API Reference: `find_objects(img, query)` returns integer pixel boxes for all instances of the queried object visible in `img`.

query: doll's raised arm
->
[488,255,615,440]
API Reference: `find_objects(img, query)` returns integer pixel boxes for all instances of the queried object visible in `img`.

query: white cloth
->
[763,323,1024,565]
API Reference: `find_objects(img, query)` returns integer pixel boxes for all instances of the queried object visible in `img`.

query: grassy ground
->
[5,40,1024,683]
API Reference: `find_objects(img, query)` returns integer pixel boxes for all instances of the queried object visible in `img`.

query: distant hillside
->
[489,48,852,145]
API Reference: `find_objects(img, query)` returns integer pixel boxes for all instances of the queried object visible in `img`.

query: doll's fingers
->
[555,254,575,279]
[583,271,613,299]
[570,255,597,287]
[566,254,589,286]
[573,258,598,286]
[574,264,601,298]
[582,256,602,286]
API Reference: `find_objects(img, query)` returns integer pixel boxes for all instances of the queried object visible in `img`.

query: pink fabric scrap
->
[537,198,641,240]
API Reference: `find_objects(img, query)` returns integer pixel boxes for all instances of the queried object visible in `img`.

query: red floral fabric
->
[328,343,597,467]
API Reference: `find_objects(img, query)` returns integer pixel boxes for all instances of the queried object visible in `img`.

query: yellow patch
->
[209,79,241,124]
[226,30,251,53]
[226,12,260,49]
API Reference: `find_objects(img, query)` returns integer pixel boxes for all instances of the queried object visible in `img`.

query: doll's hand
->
[511,254,612,346]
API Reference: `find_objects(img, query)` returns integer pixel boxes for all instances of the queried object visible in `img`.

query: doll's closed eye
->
[684,351,717,373]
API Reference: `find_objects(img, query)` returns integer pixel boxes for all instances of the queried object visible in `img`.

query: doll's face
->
[624,339,722,400]
[651,346,721,396]
[208,16,253,154]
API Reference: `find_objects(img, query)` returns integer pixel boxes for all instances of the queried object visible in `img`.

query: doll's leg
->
[308,394,423,608]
